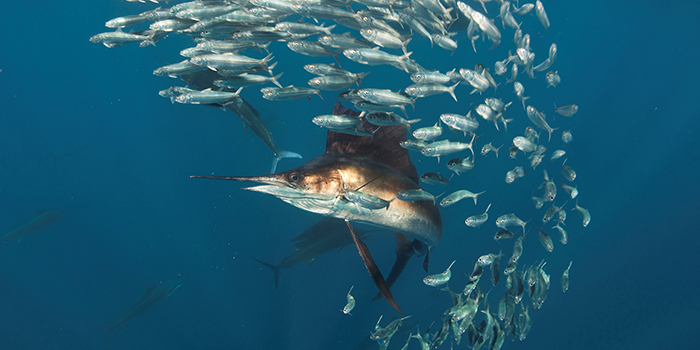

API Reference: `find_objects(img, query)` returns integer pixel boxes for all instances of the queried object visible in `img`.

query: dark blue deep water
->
[1,1,698,349]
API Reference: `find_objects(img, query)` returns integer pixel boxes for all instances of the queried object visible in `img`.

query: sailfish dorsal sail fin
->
[325,102,419,183]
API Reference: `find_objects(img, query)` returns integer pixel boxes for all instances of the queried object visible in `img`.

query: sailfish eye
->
[288,172,302,183]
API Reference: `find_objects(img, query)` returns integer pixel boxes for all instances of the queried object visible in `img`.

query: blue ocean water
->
[1,1,699,349]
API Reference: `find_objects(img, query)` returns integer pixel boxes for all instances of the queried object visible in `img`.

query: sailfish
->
[192,102,442,313]
[104,280,182,334]
[0,209,66,243]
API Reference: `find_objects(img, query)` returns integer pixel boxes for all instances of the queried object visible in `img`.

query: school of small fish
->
[93,0,591,348]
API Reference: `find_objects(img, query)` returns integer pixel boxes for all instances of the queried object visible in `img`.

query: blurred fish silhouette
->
[253,217,371,289]
[0,209,66,243]
[104,280,182,336]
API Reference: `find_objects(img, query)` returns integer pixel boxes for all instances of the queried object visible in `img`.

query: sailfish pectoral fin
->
[345,220,402,314]
[373,233,414,301]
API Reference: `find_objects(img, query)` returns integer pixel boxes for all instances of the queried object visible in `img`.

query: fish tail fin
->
[99,324,114,350]
[332,51,343,68]
[271,72,284,88]
[253,258,281,290]
[355,71,370,88]
[271,150,302,173]
[473,190,486,205]
[448,82,459,102]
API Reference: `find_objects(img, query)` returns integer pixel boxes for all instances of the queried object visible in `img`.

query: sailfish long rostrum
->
[193,102,442,312]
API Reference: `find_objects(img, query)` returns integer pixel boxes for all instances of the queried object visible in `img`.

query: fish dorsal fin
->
[326,102,418,183]
[146,284,159,294]
[37,209,49,215]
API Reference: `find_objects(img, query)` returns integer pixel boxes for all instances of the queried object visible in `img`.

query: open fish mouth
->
[244,185,337,215]
[242,184,334,200]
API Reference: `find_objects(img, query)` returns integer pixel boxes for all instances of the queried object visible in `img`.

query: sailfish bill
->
[192,102,442,311]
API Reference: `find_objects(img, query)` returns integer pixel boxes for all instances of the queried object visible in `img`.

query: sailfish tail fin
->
[98,324,114,350]
[271,150,302,173]
[253,258,281,290]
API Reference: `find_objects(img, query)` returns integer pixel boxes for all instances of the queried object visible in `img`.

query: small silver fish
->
[538,229,554,252]
[421,137,477,162]
[562,130,573,143]
[477,252,502,267]
[420,172,451,186]
[561,184,578,199]
[551,150,566,160]
[494,229,515,241]
[532,196,545,209]
[494,58,508,76]
[423,260,456,287]
[465,203,492,227]
[572,200,591,227]
[307,73,370,91]
[535,0,550,31]
[396,189,439,203]
[412,123,443,140]
[496,213,528,234]
[503,260,518,276]
[546,71,561,88]
[542,170,557,202]
[513,81,530,108]
[440,112,479,136]
[447,157,475,175]
[513,136,537,152]
[562,261,572,292]
[261,86,322,101]
[555,104,579,117]
[558,208,567,225]
[342,285,355,315]
[440,189,485,207]
[510,235,525,263]
[366,112,421,130]
[312,114,361,129]
[561,159,577,182]
[543,201,567,224]
[404,83,459,102]
[399,139,430,152]
[481,142,502,158]
[491,256,501,287]
[343,190,393,211]
[553,223,568,244]
[512,3,535,16]
[411,70,451,85]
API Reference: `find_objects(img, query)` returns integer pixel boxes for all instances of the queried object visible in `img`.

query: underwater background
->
[1,1,699,349]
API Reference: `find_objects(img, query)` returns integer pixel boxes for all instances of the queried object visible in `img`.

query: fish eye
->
[288,172,302,183]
